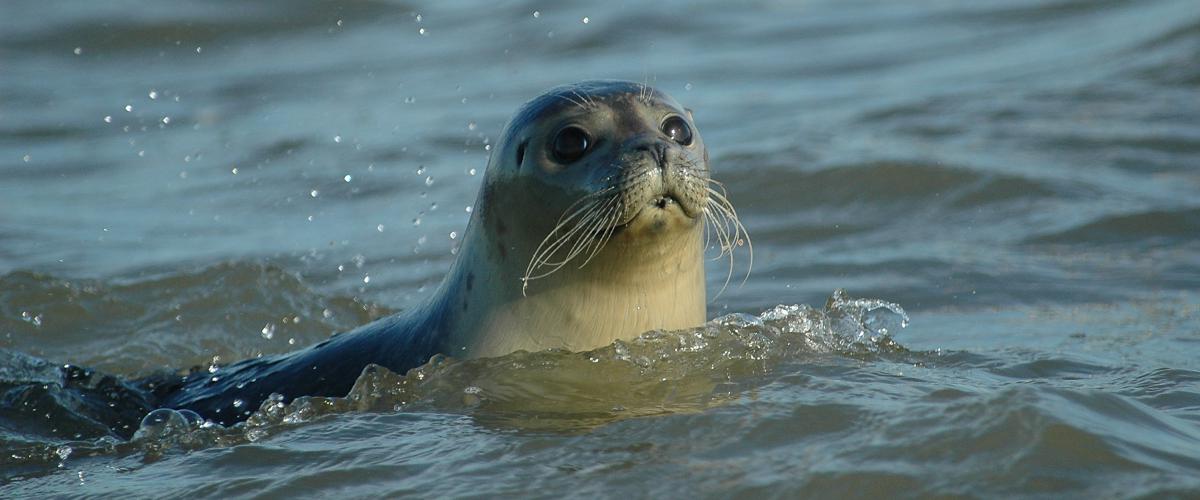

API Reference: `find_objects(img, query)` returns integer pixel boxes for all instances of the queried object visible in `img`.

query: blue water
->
[2,0,1199,497]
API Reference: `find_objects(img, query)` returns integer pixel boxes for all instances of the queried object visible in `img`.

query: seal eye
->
[661,116,693,146]
[551,126,590,163]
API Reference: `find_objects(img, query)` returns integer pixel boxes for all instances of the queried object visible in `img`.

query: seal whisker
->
[522,190,622,293]
[704,186,753,288]
[555,93,587,110]
[578,199,624,269]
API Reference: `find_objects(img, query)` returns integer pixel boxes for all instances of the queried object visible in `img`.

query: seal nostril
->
[654,197,668,209]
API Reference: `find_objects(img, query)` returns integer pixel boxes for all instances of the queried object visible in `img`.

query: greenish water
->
[2,0,1199,497]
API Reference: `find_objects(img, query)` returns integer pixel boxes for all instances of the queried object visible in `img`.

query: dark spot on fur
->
[496,218,507,235]
[496,240,507,259]
[466,273,475,291]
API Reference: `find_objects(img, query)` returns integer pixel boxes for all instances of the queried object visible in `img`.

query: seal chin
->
[612,194,699,236]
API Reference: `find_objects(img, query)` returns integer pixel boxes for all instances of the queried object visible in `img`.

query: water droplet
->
[310,189,319,198]
[465,205,472,213]
[416,165,425,175]
[333,135,342,143]
[195,46,202,53]
[124,104,133,112]
[261,323,275,339]
[430,202,438,211]
[684,82,693,91]
[148,90,158,99]
[449,231,457,240]
[412,217,421,226]
[468,168,477,175]
[418,27,427,35]
[231,167,239,174]
[532,10,540,18]
[377,224,385,232]
[363,275,371,284]
[322,308,333,319]
[307,215,314,221]
[233,399,244,408]
[467,121,477,131]
[483,144,491,151]
[103,115,112,123]
[582,16,589,24]
[415,14,422,22]
[22,154,31,162]
[425,176,434,186]
[417,235,427,245]
[72,47,82,55]
[336,19,343,27]
[161,116,170,124]
[343,174,352,182]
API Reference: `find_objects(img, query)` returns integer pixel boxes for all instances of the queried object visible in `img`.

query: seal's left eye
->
[551,126,590,163]
[661,116,693,146]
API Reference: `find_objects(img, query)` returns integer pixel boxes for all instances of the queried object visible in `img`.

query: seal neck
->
[434,220,706,358]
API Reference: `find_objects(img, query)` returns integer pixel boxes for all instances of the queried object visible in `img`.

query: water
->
[2,0,1199,496]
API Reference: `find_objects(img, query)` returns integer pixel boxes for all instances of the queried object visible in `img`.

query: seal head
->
[437,80,715,357]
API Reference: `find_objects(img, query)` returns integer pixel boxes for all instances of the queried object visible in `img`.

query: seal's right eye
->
[551,126,590,163]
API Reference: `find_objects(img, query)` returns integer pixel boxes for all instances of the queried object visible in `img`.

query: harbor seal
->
[146,80,747,425]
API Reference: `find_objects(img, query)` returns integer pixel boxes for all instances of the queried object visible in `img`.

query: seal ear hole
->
[515,141,527,168]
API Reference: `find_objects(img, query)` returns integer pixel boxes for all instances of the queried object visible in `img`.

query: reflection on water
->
[2,0,1200,496]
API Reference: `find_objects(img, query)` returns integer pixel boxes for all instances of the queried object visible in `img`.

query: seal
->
[145,80,747,426]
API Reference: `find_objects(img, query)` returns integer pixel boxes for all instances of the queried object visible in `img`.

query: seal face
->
[152,80,747,426]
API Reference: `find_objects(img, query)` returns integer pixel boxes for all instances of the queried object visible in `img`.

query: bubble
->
[161,116,171,124]
[465,205,472,213]
[334,135,342,143]
[22,154,31,162]
[582,16,590,24]
[233,399,244,408]
[343,174,352,182]
[103,115,112,123]
[685,83,693,91]
[124,104,133,112]
[418,27,427,35]
[467,121,477,131]
[363,275,371,284]
[261,323,275,339]
[416,166,425,175]
[148,90,158,99]
[73,47,82,55]
[415,14,422,22]
[532,10,540,18]
[377,224,385,232]
[468,168,477,175]
[310,189,319,198]
[449,231,457,240]
[424,176,434,186]
[231,167,239,174]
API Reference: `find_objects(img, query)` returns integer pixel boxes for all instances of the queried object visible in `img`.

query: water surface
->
[2,0,1199,497]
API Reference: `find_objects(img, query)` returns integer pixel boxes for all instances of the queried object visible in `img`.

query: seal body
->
[154,80,715,425]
